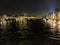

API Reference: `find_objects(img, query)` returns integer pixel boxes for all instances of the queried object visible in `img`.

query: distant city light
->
[24,13,27,16]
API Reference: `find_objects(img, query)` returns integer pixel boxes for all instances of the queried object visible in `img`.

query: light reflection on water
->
[0,18,60,45]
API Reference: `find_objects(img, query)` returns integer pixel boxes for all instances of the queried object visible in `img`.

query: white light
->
[52,11,55,18]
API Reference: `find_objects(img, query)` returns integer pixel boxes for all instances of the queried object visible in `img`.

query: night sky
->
[0,0,60,15]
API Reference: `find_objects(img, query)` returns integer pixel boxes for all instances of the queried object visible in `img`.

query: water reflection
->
[0,18,60,45]
[0,18,32,45]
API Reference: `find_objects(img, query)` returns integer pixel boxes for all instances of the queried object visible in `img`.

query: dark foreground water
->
[0,33,32,45]
[0,31,60,45]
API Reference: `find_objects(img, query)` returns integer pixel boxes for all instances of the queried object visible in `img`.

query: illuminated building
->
[44,9,60,40]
